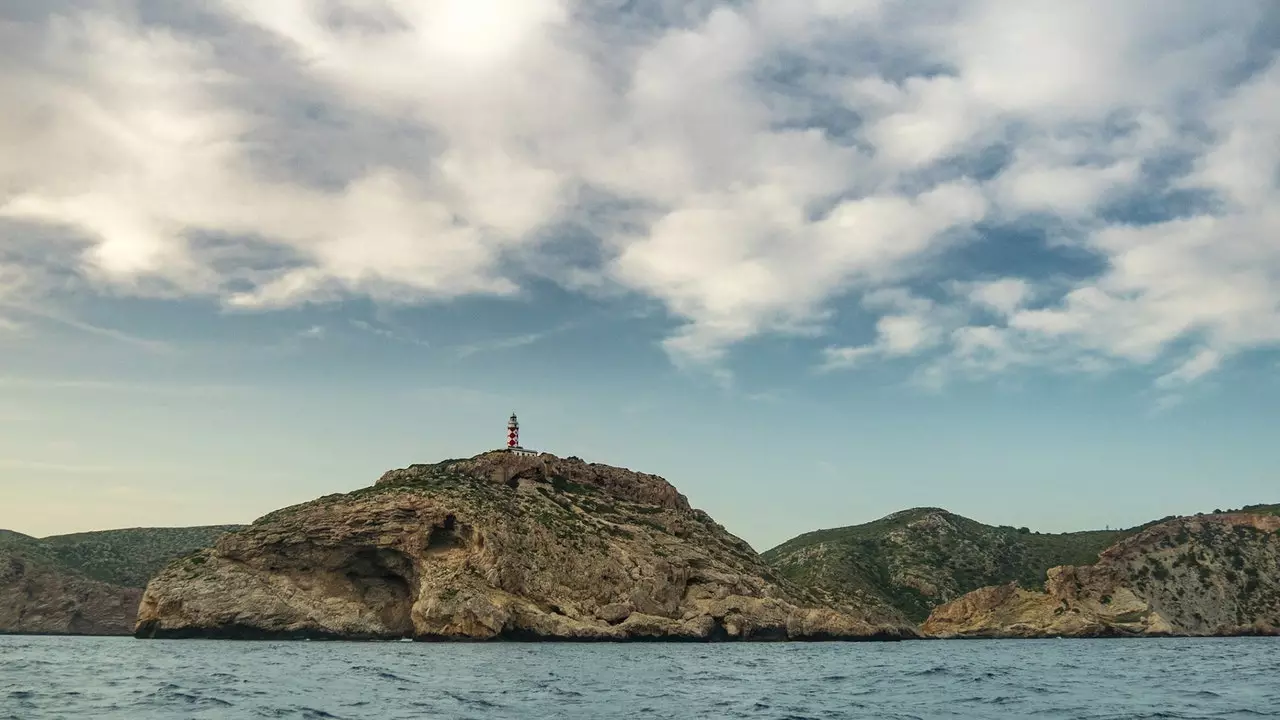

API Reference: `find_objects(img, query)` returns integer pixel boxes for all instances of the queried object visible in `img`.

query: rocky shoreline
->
[6,453,1276,642]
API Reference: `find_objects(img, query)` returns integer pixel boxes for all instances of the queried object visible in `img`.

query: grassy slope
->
[40,526,245,588]
[765,503,1278,623]
[764,509,1135,622]
[0,526,243,588]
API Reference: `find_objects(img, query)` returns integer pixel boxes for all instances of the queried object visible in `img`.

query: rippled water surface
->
[2,636,1277,719]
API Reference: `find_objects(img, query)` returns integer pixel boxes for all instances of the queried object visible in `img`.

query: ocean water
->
[1,636,1277,719]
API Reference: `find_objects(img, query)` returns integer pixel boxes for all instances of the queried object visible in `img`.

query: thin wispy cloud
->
[452,321,579,359]
[0,300,171,352]
[0,0,1275,392]
[350,319,430,347]
[0,376,247,396]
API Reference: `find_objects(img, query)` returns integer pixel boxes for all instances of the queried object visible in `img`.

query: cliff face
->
[0,548,141,635]
[765,508,1126,622]
[0,526,242,635]
[922,513,1280,638]
[137,452,915,641]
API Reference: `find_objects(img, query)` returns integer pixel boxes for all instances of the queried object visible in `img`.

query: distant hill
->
[765,508,1142,622]
[37,526,244,588]
[765,504,1278,624]
[0,525,242,635]
[923,511,1280,637]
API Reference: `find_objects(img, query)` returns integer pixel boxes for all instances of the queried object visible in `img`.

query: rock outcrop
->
[922,513,1280,638]
[137,452,915,641]
[0,548,142,635]
[0,526,242,635]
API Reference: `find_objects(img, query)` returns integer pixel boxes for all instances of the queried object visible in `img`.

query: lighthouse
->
[505,413,538,456]
[506,412,520,449]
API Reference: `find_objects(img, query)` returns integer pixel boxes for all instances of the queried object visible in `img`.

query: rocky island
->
[135,452,916,641]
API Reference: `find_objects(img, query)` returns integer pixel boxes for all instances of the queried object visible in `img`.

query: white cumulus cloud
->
[0,0,1276,390]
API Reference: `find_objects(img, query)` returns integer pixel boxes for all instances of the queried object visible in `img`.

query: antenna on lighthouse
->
[506,412,520,449]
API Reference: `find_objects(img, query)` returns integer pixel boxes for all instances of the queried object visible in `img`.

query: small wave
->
[299,708,343,719]
[444,691,499,709]
[549,687,584,698]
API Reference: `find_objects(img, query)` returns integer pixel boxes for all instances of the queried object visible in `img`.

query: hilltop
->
[763,507,1135,622]
[0,525,242,635]
[137,452,915,641]
[923,511,1280,637]
[765,503,1279,633]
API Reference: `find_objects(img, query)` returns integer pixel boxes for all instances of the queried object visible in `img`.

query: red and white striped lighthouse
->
[506,413,520,449]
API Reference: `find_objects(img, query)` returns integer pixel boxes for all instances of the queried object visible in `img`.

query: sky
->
[1,0,1278,552]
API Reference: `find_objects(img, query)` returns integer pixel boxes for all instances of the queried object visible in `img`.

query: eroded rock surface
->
[1,549,141,635]
[922,513,1280,638]
[138,452,915,641]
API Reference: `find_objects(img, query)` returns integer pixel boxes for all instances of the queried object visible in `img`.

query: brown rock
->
[377,451,691,511]
[1,551,141,635]
[596,602,633,624]
[138,453,916,642]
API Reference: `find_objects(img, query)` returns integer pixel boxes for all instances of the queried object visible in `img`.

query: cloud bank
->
[1,0,1277,387]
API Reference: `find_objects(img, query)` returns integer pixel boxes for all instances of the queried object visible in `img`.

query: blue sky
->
[1,0,1278,551]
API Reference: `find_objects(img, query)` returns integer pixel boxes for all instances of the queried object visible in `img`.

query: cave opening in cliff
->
[426,514,466,554]
[343,548,415,635]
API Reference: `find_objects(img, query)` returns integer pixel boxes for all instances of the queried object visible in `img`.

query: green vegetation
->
[766,500,1277,622]
[764,508,1132,622]
[0,525,241,588]
[1233,503,1280,517]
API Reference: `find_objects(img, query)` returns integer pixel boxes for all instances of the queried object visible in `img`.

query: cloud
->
[1155,349,1224,388]
[820,289,958,371]
[0,376,246,396]
[0,1,1277,391]
[452,321,578,358]
[965,279,1033,318]
[350,319,430,347]
[0,298,171,351]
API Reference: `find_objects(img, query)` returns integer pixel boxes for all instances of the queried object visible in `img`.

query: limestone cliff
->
[0,547,141,635]
[922,513,1280,638]
[137,452,915,641]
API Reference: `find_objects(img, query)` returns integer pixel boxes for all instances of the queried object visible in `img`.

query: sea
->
[1,636,1276,719]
